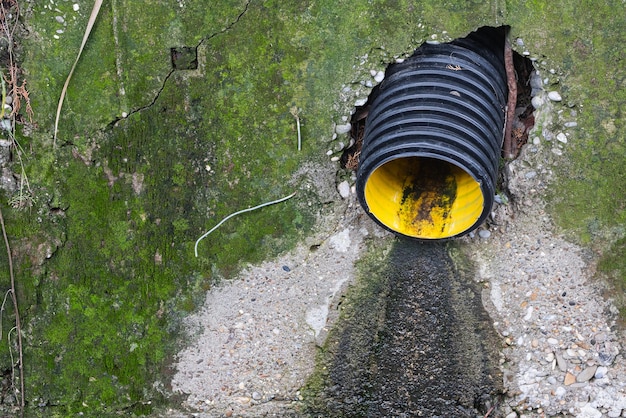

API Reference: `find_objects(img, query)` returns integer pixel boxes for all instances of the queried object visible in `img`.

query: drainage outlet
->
[354,26,532,240]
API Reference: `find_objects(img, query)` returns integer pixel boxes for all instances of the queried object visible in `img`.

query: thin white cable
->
[194,191,297,257]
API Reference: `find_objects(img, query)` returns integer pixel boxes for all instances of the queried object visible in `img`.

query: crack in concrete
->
[107,0,251,128]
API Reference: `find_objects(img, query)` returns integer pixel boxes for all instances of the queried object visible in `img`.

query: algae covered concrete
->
[0,0,624,416]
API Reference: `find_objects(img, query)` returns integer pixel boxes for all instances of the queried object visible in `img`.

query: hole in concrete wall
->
[342,26,536,171]
[171,47,198,70]
[346,26,538,239]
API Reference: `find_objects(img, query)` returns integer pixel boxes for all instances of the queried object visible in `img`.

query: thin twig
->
[503,34,517,159]
[0,207,24,409]
[483,404,495,417]
[0,289,11,340]
[290,106,301,151]
[194,192,297,257]
[53,0,103,147]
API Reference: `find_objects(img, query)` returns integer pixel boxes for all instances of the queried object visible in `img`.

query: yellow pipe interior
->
[364,157,484,238]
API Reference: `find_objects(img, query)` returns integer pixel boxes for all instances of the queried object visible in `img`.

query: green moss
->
[598,237,626,305]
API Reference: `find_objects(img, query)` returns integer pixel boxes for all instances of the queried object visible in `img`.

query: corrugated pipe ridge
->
[356,26,508,239]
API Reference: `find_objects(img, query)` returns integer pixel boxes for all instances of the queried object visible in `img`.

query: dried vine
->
[503,35,517,159]
[0,207,24,410]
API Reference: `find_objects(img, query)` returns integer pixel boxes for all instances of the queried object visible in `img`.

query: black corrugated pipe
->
[356,26,508,239]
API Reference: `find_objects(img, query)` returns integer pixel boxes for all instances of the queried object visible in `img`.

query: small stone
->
[552,148,563,156]
[4,95,12,105]
[337,181,350,199]
[478,229,491,239]
[564,121,578,128]
[0,119,11,131]
[548,91,562,101]
[335,123,351,135]
[55,15,65,24]
[252,391,261,400]
[523,305,533,321]
[547,338,559,345]
[330,156,340,162]
[374,71,385,83]
[556,352,568,372]
[578,404,602,418]
[73,3,80,11]
[576,365,597,382]
[594,366,608,379]
[531,96,544,108]
[564,372,576,386]
[556,133,568,143]
[354,98,367,107]
[555,386,567,398]
[282,265,290,272]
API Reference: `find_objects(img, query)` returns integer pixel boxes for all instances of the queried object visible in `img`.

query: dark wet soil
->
[304,240,503,417]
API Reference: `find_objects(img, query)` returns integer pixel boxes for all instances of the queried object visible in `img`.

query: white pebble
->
[330,156,340,162]
[337,181,350,199]
[547,91,562,101]
[555,386,567,398]
[552,148,563,156]
[532,137,541,145]
[523,305,534,321]
[335,123,351,135]
[374,71,385,83]
[354,98,367,107]
[0,119,11,131]
[478,229,491,239]
[531,95,544,108]
[548,338,559,345]
[73,3,80,11]
[370,69,377,77]
[55,15,65,23]
[578,404,602,418]
[594,366,608,379]
[556,133,568,143]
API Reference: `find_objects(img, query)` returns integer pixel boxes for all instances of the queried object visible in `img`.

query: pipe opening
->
[346,26,536,239]
[365,157,484,239]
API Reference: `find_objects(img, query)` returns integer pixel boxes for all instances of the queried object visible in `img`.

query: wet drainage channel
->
[304,241,503,417]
